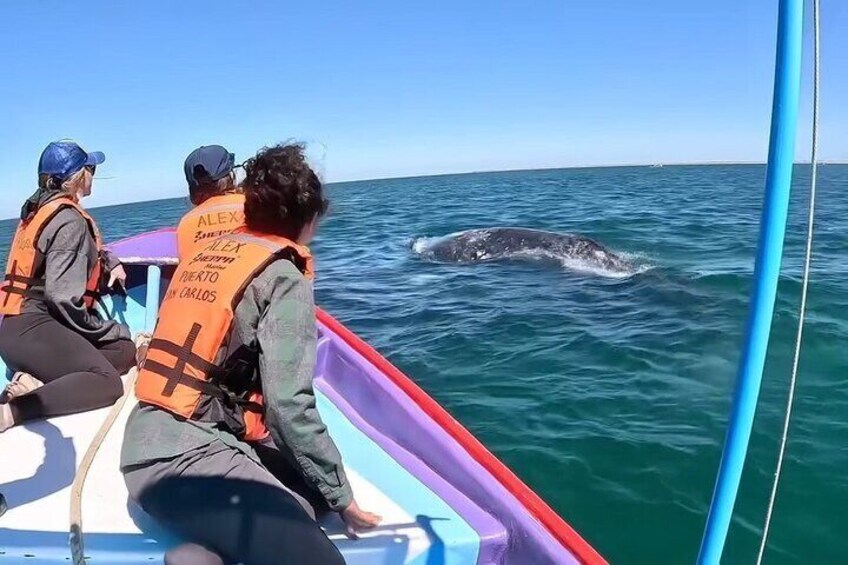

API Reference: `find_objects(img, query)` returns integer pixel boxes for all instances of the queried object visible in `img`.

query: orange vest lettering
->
[1,197,103,316]
[177,193,246,261]
[136,229,314,442]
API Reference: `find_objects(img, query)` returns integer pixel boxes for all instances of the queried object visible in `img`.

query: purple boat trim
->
[315,350,508,562]
[108,227,177,259]
[316,324,580,565]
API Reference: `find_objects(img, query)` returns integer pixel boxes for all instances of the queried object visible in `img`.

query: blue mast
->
[697,0,804,563]
[145,265,162,332]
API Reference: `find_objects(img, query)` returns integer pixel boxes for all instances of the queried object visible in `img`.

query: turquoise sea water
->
[1,164,845,564]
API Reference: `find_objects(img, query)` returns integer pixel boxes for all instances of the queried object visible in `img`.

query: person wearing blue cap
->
[0,141,136,433]
[176,145,246,259]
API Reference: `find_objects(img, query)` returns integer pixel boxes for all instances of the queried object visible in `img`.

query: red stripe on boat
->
[316,308,606,565]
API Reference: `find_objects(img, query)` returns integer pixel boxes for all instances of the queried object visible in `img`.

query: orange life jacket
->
[1,197,103,316]
[135,228,314,442]
[176,193,246,261]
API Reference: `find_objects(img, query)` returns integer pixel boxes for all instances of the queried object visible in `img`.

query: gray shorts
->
[123,440,344,565]
[124,439,318,520]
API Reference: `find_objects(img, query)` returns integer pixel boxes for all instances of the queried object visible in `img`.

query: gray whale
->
[413,227,634,275]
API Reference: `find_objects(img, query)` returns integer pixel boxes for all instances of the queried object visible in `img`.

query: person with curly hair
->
[122,144,380,565]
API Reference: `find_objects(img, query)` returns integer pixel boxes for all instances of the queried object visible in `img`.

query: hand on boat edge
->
[341,500,383,539]
[108,264,128,290]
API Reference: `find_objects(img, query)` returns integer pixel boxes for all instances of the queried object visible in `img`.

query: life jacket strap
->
[4,273,43,285]
[3,263,100,303]
[0,285,45,300]
[2,260,46,303]
[144,324,261,412]
[148,335,219,377]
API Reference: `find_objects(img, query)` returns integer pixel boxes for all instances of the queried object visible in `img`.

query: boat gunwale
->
[316,308,605,564]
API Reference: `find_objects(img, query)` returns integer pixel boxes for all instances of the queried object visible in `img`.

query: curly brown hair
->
[242,144,328,240]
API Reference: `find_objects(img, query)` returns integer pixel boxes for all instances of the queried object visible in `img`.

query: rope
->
[756,0,820,561]
[69,368,139,565]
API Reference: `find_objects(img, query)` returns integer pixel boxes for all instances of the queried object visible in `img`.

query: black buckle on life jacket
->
[215,382,263,413]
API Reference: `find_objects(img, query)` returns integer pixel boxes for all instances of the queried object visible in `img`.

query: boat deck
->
[0,288,502,564]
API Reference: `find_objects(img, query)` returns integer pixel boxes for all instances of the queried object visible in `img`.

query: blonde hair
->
[38,168,90,201]
[61,168,89,195]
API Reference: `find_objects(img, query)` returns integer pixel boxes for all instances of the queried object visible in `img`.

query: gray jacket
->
[19,190,129,343]
[121,258,354,512]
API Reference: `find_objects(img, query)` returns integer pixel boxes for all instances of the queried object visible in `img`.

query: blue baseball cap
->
[38,140,105,182]
[184,145,235,189]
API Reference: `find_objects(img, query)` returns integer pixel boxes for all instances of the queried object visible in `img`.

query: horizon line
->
[2,160,845,220]
[330,159,846,185]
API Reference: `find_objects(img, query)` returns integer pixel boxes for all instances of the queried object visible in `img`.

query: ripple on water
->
[2,164,845,564]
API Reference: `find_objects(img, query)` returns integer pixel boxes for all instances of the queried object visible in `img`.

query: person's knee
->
[164,543,225,565]
[102,372,125,403]
[113,339,138,374]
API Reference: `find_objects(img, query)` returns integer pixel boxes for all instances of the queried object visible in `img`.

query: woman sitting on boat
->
[122,143,381,565]
[177,145,246,260]
[0,141,136,434]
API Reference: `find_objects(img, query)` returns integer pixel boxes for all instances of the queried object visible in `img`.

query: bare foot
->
[134,332,153,368]
[0,403,14,433]
[3,372,43,400]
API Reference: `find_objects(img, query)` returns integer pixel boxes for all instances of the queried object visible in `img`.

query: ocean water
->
[2,164,845,564]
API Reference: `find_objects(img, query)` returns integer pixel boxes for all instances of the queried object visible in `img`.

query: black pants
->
[0,312,135,423]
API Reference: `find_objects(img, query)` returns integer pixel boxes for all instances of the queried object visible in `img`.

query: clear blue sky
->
[1,1,845,217]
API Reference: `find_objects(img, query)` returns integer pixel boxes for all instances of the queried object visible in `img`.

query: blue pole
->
[144,265,162,332]
[698,1,804,563]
